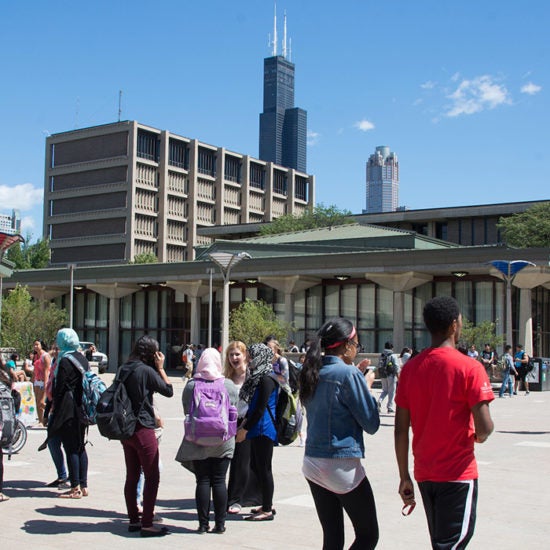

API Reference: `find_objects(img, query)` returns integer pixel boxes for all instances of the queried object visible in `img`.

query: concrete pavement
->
[2,373,549,549]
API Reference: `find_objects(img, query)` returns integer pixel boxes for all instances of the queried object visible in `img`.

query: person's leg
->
[387,376,397,411]
[211,457,231,528]
[227,439,251,508]
[250,436,274,513]
[122,437,142,525]
[134,427,160,528]
[193,459,212,529]
[499,372,510,397]
[60,426,81,491]
[47,434,68,481]
[34,386,45,424]
[378,378,389,405]
[307,479,345,550]
[78,446,88,491]
[420,480,477,550]
[339,477,379,550]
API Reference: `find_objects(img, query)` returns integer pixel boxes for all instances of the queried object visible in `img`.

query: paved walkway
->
[2,373,549,549]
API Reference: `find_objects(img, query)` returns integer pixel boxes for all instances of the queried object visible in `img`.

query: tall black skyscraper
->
[259,10,307,172]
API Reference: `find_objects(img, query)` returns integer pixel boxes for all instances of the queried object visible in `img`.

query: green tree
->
[0,284,67,352]
[131,252,159,264]
[259,204,353,236]
[5,235,50,269]
[229,299,293,346]
[459,318,504,353]
[497,202,550,248]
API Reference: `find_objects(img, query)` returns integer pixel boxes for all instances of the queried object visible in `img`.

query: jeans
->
[193,457,231,528]
[307,476,379,550]
[378,376,396,410]
[122,425,160,528]
[60,420,87,490]
[48,433,67,480]
[499,371,514,397]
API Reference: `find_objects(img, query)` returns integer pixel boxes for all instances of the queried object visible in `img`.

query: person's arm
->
[345,369,379,434]
[43,353,51,385]
[394,406,415,506]
[239,376,276,434]
[147,352,174,397]
[472,401,494,443]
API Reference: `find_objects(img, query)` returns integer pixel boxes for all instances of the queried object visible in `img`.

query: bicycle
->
[2,419,28,457]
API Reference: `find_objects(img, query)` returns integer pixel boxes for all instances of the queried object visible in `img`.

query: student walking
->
[395,296,494,549]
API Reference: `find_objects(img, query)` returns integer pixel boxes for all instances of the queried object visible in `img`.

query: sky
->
[1,0,548,238]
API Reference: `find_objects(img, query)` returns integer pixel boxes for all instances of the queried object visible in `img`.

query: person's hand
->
[364,369,375,390]
[357,358,371,374]
[154,351,165,371]
[236,427,247,443]
[398,478,416,506]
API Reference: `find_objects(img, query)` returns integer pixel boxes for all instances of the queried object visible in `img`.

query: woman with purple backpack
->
[176,348,239,534]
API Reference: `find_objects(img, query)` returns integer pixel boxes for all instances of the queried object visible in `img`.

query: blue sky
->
[1,0,548,237]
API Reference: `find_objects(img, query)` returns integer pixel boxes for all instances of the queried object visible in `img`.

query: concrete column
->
[518,288,533,356]
[108,297,120,368]
[190,295,201,345]
[393,291,405,351]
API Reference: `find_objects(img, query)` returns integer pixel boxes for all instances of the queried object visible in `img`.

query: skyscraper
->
[259,10,307,172]
[364,146,399,213]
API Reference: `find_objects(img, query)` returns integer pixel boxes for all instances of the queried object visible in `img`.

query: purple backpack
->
[184,378,237,446]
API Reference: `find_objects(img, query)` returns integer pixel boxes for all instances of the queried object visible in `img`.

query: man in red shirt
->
[394,296,494,549]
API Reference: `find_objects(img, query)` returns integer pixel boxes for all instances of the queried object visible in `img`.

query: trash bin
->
[526,357,550,391]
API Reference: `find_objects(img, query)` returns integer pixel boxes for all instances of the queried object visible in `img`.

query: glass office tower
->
[365,146,399,213]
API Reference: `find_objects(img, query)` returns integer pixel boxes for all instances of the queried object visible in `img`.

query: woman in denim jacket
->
[300,318,380,550]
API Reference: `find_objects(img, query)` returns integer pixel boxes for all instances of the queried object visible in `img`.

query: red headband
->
[325,326,357,349]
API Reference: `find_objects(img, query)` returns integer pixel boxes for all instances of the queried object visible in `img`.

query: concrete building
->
[259,12,307,172]
[0,209,21,235]
[44,121,314,265]
[364,146,399,213]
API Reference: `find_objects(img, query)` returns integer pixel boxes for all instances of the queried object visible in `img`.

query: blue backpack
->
[66,354,107,425]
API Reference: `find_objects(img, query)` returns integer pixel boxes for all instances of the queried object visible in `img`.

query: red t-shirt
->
[395,346,494,482]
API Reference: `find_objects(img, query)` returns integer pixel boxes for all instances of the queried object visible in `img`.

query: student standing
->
[300,318,380,550]
[395,296,494,550]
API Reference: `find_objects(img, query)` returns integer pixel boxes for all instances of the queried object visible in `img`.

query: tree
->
[5,235,50,269]
[459,318,504,353]
[0,285,67,353]
[229,299,293,346]
[131,252,159,264]
[497,202,550,248]
[259,204,353,236]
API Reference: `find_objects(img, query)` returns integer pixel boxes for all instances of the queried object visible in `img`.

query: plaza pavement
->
[2,372,549,549]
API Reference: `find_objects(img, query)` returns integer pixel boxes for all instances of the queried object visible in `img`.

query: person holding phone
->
[118,336,174,537]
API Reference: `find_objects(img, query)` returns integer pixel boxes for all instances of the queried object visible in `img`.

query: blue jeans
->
[499,371,514,397]
[48,434,67,480]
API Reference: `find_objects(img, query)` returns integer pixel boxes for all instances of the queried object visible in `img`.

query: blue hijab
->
[56,328,80,361]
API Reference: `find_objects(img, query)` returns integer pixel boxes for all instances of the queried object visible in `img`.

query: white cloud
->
[0,183,43,211]
[445,75,511,117]
[307,130,320,146]
[520,82,542,95]
[354,119,375,132]
[420,80,436,90]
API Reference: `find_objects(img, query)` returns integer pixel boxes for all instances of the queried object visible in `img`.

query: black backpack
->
[0,383,17,452]
[287,359,300,395]
[96,368,137,440]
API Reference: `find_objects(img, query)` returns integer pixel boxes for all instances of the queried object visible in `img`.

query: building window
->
[435,222,448,241]
[198,147,216,177]
[295,175,308,201]
[224,156,241,183]
[168,139,189,169]
[273,170,287,195]
[250,163,265,190]
[137,130,160,162]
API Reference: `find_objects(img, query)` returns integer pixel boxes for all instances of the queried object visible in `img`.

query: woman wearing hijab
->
[236,343,278,521]
[176,348,238,534]
[49,328,90,499]
[119,335,173,537]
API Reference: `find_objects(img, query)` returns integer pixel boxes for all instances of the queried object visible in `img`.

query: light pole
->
[68,263,76,329]
[490,260,535,346]
[207,267,214,348]
[208,252,251,352]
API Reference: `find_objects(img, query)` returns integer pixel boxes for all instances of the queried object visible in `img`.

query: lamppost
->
[490,260,535,346]
[208,252,251,352]
[68,263,76,329]
[207,267,214,348]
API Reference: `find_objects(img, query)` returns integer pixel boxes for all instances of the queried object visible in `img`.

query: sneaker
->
[525,391,530,395]
[387,408,395,413]
[377,401,381,412]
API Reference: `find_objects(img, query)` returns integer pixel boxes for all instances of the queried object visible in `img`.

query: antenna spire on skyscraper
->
[272,3,278,56]
[282,10,287,58]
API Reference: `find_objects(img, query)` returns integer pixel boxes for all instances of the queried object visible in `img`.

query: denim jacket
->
[305,355,379,458]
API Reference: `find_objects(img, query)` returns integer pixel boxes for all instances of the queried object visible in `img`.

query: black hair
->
[384,341,393,350]
[505,345,512,352]
[299,317,354,403]
[457,344,468,355]
[263,335,277,345]
[399,347,411,358]
[129,335,159,367]
[10,353,18,361]
[423,296,460,335]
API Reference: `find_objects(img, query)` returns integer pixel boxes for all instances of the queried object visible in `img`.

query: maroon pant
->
[122,425,159,527]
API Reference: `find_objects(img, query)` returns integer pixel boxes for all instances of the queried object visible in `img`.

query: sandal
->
[250,507,276,515]
[245,510,274,521]
[58,488,82,499]
[81,488,89,497]
[228,503,242,514]
[0,493,10,502]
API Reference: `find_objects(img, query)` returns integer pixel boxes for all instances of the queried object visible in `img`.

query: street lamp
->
[68,263,76,329]
[207,267,214,348]
[208,252,251,352]
[490,260,535,346]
